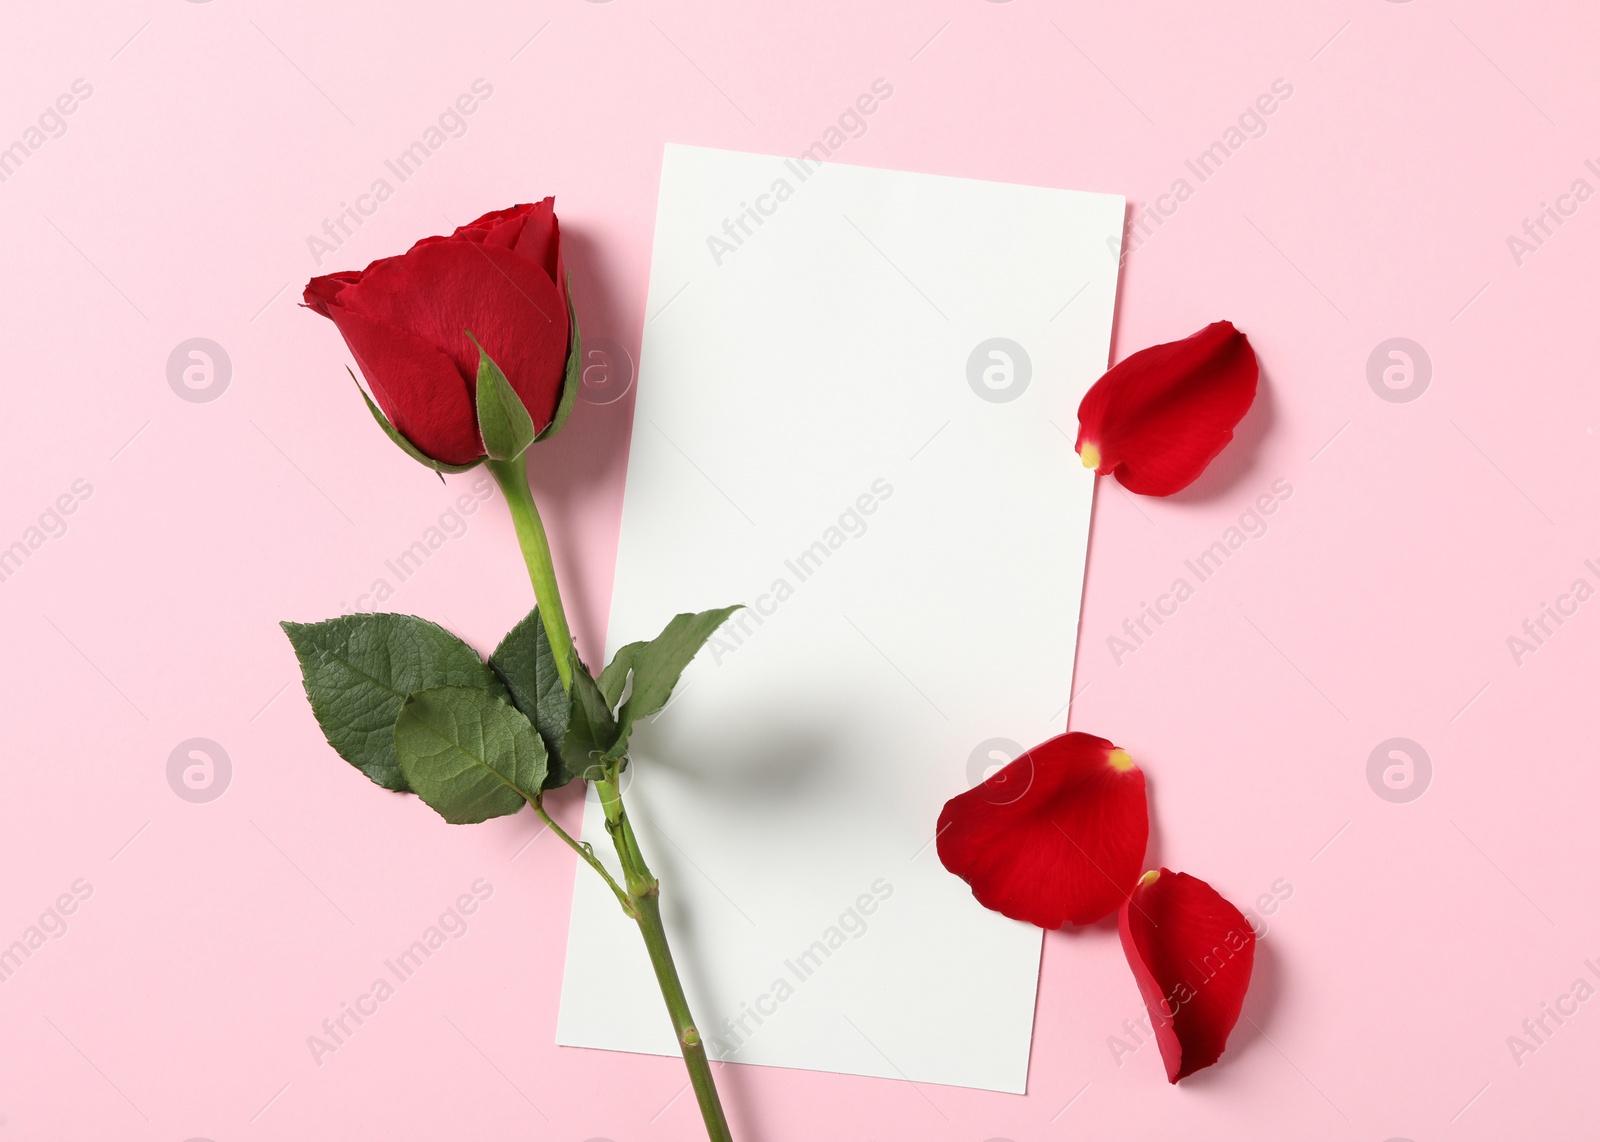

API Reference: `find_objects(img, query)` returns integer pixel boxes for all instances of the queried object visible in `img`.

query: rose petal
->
[936,732,1148,928]
[477,199,563,287]
[303,271,363,317]
[322,305,482,466]
[1118,868,1256,1082]
[1076,321,1258,496]
[334,239,570,432]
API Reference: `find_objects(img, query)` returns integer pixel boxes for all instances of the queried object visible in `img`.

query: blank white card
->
[556,144,1124,1093]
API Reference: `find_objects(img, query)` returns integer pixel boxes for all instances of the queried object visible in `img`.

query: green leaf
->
[281,614,506,792]
[393,687,547,824]
[597,641,643,708]
[606,606,742,760]
[488,608,574,788]
[535,277,582,443]
[470,333,536,461]
[561,652,622,781]
[350,368,480,474]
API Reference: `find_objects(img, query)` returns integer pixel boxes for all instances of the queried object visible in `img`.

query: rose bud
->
[303,200,577,469]
[1118,868,1256,1082]
[1076,321,1258,496]
[936,732,1148,928]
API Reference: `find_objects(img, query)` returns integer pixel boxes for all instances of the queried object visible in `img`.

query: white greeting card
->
[555,143,1124,1092]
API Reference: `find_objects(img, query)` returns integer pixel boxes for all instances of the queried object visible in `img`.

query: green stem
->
[597,776,733,1142]
[530,797,637,919]
[486,453,574,691]
[487,451,731,1140]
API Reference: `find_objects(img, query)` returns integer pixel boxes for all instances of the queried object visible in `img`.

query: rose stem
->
[486,452,575,690]
[596,774,733,1142]
[489,451,735,1142]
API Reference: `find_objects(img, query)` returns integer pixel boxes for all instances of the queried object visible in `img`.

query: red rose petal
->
[1076,321,1258,496]
[323,305,481,465]
[303,270,362,317]
[472,199,564,295]
[335,239,570,432]
[937,732,1148,928]
[405,202,548,255]
[1118,868,1256,1082]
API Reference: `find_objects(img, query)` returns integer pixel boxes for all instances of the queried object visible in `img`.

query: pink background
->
[2,1,1596,1138]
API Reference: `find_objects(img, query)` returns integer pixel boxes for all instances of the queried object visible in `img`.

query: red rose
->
[304,200,571,466]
